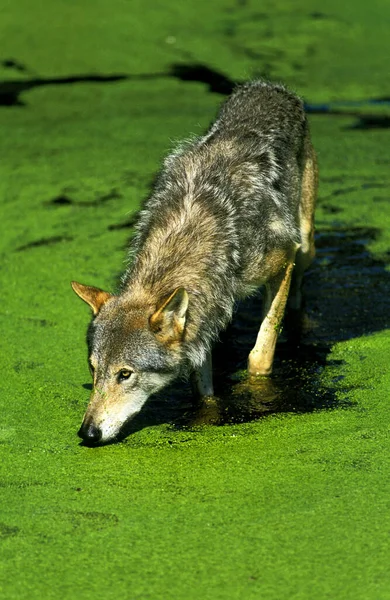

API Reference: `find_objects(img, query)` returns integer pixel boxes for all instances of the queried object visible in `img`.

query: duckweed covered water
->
[1,1,390,598]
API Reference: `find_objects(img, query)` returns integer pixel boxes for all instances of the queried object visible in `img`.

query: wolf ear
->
[149,288,189,341]
[71,281,113,316]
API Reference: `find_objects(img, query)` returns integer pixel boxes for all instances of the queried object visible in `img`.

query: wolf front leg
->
[191,351,214,399]
[248,258,296,376]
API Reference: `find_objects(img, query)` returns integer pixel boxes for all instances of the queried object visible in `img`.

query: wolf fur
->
[72,80,318,444]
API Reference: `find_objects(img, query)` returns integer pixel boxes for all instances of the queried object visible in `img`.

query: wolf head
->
[71,282,189,444]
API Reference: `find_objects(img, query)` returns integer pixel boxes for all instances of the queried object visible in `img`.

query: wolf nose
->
[78,422,102,444]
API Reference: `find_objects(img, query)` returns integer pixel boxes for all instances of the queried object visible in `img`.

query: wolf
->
[72,80,318,444]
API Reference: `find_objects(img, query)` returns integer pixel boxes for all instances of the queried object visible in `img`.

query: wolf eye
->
[117,369,133,382]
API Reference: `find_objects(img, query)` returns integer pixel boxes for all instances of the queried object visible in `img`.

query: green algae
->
[1,1,390,599]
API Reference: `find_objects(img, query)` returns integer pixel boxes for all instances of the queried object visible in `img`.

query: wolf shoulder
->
[212,80,307,143]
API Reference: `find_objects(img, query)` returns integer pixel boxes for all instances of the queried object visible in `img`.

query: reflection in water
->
[185,335,339,427]
[187,377,281,427]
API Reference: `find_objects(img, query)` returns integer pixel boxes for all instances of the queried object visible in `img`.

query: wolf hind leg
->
[191,351,214,399]
[289,142,318,310]
[248,251,297,376]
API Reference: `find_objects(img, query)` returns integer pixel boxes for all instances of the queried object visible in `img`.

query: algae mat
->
[1,1,390,599]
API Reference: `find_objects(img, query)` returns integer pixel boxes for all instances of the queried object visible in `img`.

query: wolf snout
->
[78,420,102,444]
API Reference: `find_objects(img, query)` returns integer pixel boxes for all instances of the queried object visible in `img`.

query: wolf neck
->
[122,156,240,367]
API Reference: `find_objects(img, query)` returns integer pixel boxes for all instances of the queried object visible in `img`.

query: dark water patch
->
[319,182,388,203]
[310,11,327,19]
[98,189,123,203]
[169,64,235,95]
[1,58,30,73]
[305,227,390,340]
[361,183,388,190]
[16,235,73,251]
[45,188,123,208]
[321,204,343,214]
[76,188,123,207]
[0,65,231,108]
[0,523,20,539]
[347,115,390,130]
[306,99,390,111]
[327,186,360,197]
[0,72,166,107]
[305,101,390,130]
[48,194,74,206]
[322,175,384,184]
[108,213,139,231]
